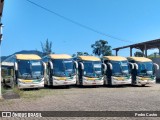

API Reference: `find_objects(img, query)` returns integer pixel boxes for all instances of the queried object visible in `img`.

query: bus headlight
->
[18,79,25,84]
[83,77,87,81]
[53,77,58,80]
[137,77,142,80]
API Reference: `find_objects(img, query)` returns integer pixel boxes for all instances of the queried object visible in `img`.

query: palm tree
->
[41,39,52,56]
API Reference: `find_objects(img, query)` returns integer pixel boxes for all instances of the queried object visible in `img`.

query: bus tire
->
[44,84,48,88]
[65,85,70,89]
[142,84,146,87]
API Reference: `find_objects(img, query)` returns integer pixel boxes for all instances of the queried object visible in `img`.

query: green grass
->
[1,86,6,94]
[16,87,64,100]
[12,87,24,96]
[1,85,65,101]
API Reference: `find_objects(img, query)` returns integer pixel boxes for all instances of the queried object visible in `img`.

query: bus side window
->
[106,64,111,76]
[1,67,7,77]
[78,63,83,78]
[104,60,110,76]
[128,64,132,74]
[101,64,105,75]
[153,65,156,75]
[47,63,51,76]
[46,63,49,75]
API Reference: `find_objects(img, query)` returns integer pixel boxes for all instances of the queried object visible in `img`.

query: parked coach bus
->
[102,56,133,86]
[76,56,105,86]
[42,54,78,87]
[2,54,46,89]
[127,57,159,86]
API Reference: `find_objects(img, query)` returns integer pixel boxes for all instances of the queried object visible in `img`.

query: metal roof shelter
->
[113,39,160,57]
[0,0,4,16]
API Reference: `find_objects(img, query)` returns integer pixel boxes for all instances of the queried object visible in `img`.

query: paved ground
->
[0,84,160,120]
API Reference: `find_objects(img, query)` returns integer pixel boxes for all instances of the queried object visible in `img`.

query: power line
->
[25,0,134,43]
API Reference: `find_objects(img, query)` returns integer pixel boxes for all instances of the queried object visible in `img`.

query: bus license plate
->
[121,82,125,84]
[64,82,68,84]
[92,82,96,84]
[30,85,34,87]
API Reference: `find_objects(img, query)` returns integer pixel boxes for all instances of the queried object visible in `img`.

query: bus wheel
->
[77,84,82,88]
[44,84,48,88]
[142,84,146,87]
[48,85,53,88]
[65,85,70,89]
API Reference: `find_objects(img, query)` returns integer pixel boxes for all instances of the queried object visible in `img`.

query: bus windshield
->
[111,60,129,76]
[137,62,153,76]
[52,59,75,77]
[18,60,44,79]
[83,61,102,78]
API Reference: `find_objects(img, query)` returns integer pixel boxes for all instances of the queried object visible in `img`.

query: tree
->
[91,40,112,57]
[134,51,144,57]
[72,54,76,58]
[72,52,91,57]
[41,39,52,56]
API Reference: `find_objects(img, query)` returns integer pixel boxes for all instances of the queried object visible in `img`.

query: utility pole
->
[0,0,4,99]
[0,23,3,99]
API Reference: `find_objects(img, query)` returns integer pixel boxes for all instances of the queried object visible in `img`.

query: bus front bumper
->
[82,80,104,86]
[112,77,132,85]
[18,81,44,89]
[53,79,76,86]
[137,80,156,85]
[112,77,131,85]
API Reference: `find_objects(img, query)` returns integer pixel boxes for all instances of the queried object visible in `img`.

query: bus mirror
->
[14,62,18,71]
[49,61,53,69]
[102,63,107,72]
[133,63,138,70]
[43,62,47,70]
[153,63,159,70]
[129,62,134,69]
[107,63,112,70]
[74,61,78,69]
[80,62,84,70]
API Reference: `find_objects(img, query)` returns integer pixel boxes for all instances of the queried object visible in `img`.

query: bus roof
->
[15,54,41,60]
[78,56,100,61]
[127,57,152,62]
[1,62,14,66]
[103,56,127,61]
[49,54,72,59]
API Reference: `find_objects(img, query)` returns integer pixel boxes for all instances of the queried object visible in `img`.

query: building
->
[0,0,4,44]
